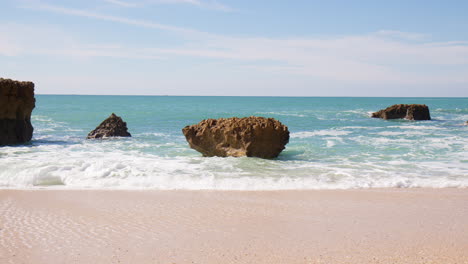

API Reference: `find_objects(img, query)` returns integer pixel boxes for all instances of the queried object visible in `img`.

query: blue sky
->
[1,0,467,96]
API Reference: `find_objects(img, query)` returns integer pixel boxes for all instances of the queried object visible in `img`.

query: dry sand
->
[0,188,467,264]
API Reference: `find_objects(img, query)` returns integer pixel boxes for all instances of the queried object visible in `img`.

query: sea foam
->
[1,95,467,190]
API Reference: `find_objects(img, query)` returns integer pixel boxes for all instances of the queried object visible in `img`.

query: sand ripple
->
[1,189,468,264]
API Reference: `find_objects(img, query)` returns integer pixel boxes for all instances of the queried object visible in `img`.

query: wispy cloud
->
[376,30,428,41]
[0,23,162,60]
[26,4,205,35]
[145,34,468,83]
[103,0,138,8]
[3,20,467,85]
[149,0,234,11]
[104,0,234,11]
[4,4,468,86]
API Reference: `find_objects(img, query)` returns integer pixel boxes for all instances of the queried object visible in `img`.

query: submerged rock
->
[182,116,289,159]
[87,113,131,139]
[371,104,431,120]
[0,78,36,146]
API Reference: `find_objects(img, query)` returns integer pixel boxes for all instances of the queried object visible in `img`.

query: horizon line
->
[35,93,468,98]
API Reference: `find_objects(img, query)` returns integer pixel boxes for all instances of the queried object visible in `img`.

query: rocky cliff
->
[0,78,35,146]
[372,104,431,120]
[182,116,289,159]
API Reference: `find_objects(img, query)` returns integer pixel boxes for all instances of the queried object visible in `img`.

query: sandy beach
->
[0,189,467,264]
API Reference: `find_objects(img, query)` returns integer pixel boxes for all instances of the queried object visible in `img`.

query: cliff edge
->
[0,78,35,146]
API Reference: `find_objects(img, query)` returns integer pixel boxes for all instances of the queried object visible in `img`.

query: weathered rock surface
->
[372,104,431,120]
[87,113,131,139]
[0,78,35,146]
[182,116,289,158]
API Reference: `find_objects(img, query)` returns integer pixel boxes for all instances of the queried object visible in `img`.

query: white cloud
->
[27,4,204,35]
[2,5,468,93]
[0,23,162,60]
[103,0,234,11]
[0,36,22,56]
[103,0,138,8]
[148,0,234,11]
[3,19,467,86]
[375,30,428,41]
[142,33,468,83]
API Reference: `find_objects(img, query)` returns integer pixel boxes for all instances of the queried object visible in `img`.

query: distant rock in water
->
[0,78,36,146]
[182,116,289,159]
[87,113,131,139]
[372,104,431,120]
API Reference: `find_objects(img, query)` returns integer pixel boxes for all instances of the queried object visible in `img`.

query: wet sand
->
[1,189,467,264]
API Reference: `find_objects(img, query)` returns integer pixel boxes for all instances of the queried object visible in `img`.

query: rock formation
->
[0,78,36,146]
[371,104,431,120]
[87,113,131,139]
[182,116,289,158]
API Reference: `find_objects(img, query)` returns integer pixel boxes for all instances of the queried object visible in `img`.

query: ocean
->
[1,95,467,190]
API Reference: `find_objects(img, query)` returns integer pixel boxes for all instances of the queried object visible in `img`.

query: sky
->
[1,0,467,96]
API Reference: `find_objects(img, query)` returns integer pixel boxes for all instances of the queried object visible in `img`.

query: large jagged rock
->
[372,104,431,120]
[87,113,131,139]
[0,78,36,146]
[182,116,289,158]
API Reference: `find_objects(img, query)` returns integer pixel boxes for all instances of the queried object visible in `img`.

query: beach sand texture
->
[1,189,467,264]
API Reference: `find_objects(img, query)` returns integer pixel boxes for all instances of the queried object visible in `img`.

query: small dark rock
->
[87,113,131,139]
[372,104,431,120]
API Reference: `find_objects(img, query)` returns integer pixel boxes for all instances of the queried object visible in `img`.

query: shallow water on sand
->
[1,96,467,189]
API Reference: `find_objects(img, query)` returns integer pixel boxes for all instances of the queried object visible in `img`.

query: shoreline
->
[1,188,468,263]
[1,187,468,193]
[2,186,467,190]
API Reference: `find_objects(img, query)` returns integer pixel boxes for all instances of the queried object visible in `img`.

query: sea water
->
[0,96,467,190]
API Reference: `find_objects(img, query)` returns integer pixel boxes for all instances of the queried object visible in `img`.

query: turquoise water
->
[1,95,467,189]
